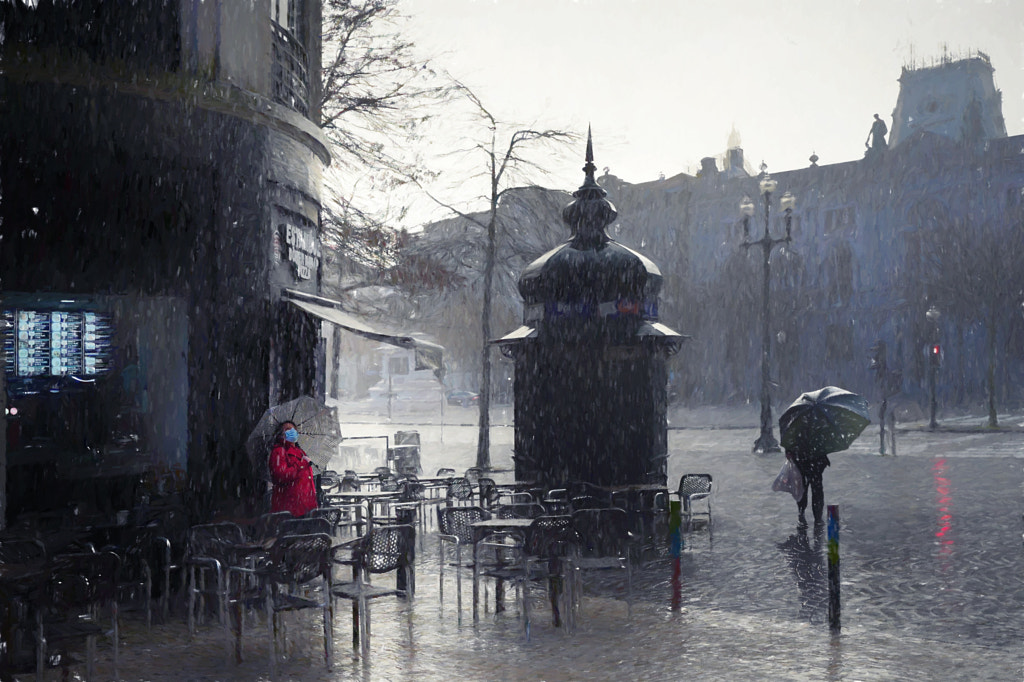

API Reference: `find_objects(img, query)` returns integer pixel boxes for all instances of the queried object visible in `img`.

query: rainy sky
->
[397,0,1024,225]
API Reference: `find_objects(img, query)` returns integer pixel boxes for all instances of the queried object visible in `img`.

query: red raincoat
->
[269,439,318,517]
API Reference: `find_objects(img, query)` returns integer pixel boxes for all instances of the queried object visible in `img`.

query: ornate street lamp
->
[740,163,795,454]
[926,305,941,429]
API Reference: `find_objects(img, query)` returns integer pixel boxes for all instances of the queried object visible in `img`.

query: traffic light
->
[929,344,942,367]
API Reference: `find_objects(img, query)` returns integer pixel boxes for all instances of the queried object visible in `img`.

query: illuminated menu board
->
[2,309,114,377]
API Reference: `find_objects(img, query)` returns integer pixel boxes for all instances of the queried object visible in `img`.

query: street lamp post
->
[926,306,941,429]
[740,163,795,454]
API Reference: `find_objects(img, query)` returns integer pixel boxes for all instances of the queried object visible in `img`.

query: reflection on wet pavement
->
[25,425,1023,681]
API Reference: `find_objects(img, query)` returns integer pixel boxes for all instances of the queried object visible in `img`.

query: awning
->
[284,290,444,372]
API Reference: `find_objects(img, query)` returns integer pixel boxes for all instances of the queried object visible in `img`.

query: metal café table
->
[470,518,533,617]
[328,490,402,530]
[596,483,668,540]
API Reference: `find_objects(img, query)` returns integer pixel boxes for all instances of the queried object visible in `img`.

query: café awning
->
[284,289,444,372]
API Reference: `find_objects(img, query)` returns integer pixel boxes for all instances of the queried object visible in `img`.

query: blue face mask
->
[284,428,298,443]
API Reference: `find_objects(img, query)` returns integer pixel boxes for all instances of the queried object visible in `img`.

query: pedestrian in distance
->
[786,448,830,525]
[269,420,318,517]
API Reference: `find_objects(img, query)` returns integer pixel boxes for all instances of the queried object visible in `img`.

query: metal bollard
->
[669,500,682,610]
[827,504,840,632]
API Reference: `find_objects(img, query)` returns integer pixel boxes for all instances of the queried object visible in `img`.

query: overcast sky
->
[394,0,1023,224]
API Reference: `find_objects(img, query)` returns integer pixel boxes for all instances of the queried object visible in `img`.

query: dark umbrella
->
[779,386,870,457]
[246,396,343,478]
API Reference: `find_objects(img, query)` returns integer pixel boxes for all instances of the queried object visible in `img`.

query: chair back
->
[279,517,332,537]
[399,480,426,502]
[373,466,392,477]
[463,467,482,486]
[571,508,631,557]
[478,477,499,507]
[436,506,489,545]
[0,537,47,564]
[361,524,415,575]
[378,471,402,492]
[252,512,293,542]
[570,495,608,510]
[436,467,456,478]
[311,506,346,527]
[265,533,332,585]
[496,502,546,519]
[187,522,246,561]
[339,474,361,492]
[446,477,474,503]
[48,551,121,606]
[677,474,713,499]
[525,515,580,559]
[317,470,341,495]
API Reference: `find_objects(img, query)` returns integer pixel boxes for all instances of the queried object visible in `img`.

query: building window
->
[824,206,856,236]
[389,356,409,376]
[271,0,309,116]
[271,0,304,43]
[825,324,852,365]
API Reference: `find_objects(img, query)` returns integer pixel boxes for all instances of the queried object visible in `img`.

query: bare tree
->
[920,208,1024,426]
[319,0,450,288]
[410,82,575,470]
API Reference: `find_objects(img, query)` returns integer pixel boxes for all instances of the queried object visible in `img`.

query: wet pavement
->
[22,407,1024,681]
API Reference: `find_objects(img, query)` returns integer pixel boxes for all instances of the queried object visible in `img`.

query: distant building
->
[414,52,1024,416]
[607,51,1024,412]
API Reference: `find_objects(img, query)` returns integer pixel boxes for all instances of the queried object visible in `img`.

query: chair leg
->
[187,567,196,637]
[112,600,120,680]
[216,570,231,666]
[35,610,44,682]
[351,598,360,649]
[455,544,463,621]
[438,537,445,611]
[358,597,370,658]
[266,589,275,678]
[323,598,333,671]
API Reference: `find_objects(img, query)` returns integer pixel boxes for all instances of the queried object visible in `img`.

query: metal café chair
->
[436,505,490,621]
[35,551,121,681]
[250,511,292,544]
[445,477,475,507]
[474,515,581,639]
[331,524,416,656]
[184,522,247,664]
[570,507,634,619]
[477,477,501,510]
[673,473,714,532]
[463,467,483,486]
[256,533,334,675]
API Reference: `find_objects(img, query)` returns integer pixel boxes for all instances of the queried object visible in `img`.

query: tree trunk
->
[476,190,497,471]
[987,309,998,428]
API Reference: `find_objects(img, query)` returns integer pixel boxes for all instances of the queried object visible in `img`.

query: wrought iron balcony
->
[271,20,309,117]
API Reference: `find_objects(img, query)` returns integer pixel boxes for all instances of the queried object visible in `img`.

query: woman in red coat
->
[269,421,318,517]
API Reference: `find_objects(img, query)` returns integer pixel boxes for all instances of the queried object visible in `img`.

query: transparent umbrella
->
[246,396,343,478]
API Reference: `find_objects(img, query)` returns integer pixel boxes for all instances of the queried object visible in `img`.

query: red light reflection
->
[932,459,954,560]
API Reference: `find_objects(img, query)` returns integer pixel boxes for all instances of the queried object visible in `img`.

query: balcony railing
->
[271,20,309,117]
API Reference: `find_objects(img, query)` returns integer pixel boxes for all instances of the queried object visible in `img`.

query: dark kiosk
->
[496,133,686,490]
